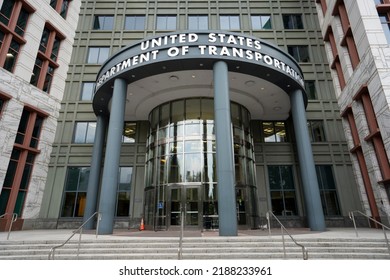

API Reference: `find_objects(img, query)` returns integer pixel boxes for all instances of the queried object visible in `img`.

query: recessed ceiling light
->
[169,75,179,81]
[273,106,281,111]
[245,80,255,87]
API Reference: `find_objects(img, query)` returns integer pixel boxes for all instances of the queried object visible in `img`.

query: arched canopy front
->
[93,31,306,120]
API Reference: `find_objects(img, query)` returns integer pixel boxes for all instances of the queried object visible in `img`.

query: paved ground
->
[0,227,388,242]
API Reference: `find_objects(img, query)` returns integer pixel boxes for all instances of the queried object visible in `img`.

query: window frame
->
[282,14,304,29]
[0,0,35,72]
[50,0,71,19]
[124,15,146,30]
[87,46,110,64]
[250,15,272,30]
[116,166,133,217]
[73,121,97,144]
[219,15,240,30]
[262,121,288,143]
[156,15,177,30]
[93,15,114,30]
[188,15,209,30]
[307,120,326,142]
[0,106,47,217]
[316,165,341,216]
[80,82,95,101]
[287,45,310,62]
[268,165,298,216]
[30,23,65,93]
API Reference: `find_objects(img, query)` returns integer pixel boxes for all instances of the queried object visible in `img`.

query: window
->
[262,121,288,142]
[0,107,46,216]
[156,15,176,30]
[287,45,310,62]
[123,122,136,143]
[116,167,133,216]
[30,25,64,93]
[60,167,89,217]
[87,47,109,63]
[0,0,34,72]
[73,122,96,143]
[283,14,303,29]
[188,15,208,30]
[307,120,326,142]
[316,165,340,216]
[333,0,360,69]
[60,166,133,218]
[268,166,298,216]
[124,16,145,30]
[305,80,317,100]
[50,0,71,19]
[220,15,240,30]
[93,15,114,30]
[379,14,390,43]
[251,15,272,30]
[0,98,5,116]
[80,82,95,101]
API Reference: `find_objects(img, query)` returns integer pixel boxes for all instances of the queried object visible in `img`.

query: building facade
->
[0,0,81,230]
[2,0,387,233]
[316,0,390,225]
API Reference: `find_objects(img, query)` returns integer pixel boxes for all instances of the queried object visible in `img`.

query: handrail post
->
[48,211,100,260]
[281,227,286,259]
[383,227,390,255]
[349,210,390,257]
[7,213,18,240]
[266,210,308,260]
[1,213,18,240]
[266,212,271,236]
[77,227,82,259]
[178,206,184,260]
[96,213,101,239]
[349,211,359,237]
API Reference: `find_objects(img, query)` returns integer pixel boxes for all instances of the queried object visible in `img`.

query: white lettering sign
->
[96,33,304,89]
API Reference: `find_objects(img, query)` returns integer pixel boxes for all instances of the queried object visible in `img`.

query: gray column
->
[213,61,238,236]
[83,115,107,229]
[98,78,127,234]
[290,89,326,231]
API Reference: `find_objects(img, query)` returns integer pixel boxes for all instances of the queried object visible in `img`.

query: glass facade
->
[144,98,258,230]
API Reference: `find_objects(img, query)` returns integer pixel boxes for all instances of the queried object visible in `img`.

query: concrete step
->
[0,236,388,260]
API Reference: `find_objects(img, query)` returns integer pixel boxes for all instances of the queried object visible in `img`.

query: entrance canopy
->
[93,31,306,120]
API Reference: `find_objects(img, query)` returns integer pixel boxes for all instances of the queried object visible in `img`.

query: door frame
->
[167,184,202,231]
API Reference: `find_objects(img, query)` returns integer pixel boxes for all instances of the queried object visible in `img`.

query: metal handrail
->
[266,211,308,260]
[178,207,184,260]
[0,213,18,240]
[349,210,390,256]
[48,212,101,260]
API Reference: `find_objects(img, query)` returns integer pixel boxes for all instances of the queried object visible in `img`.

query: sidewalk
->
[0,227,388,242]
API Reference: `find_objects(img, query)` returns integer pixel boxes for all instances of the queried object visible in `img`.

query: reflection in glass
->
[185,153,202,182]
[145,98,257,229]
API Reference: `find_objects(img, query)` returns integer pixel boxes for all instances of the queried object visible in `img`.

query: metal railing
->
[349,210,390,256]
[48,212,101,260]
[178,207,184,260]
[266,211,308,260]
[0,213,18,240]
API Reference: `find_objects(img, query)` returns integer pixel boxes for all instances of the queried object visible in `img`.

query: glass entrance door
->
[168,186,201,230]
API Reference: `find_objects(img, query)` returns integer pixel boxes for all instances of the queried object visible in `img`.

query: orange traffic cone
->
[139,217,145,231]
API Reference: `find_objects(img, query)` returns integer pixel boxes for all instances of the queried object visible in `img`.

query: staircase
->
[0,235,389,260]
